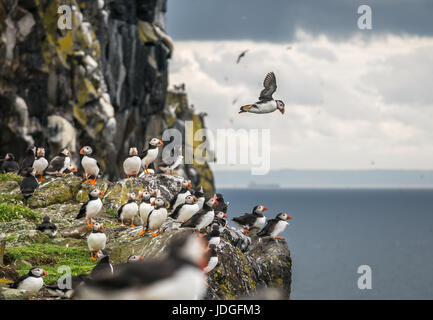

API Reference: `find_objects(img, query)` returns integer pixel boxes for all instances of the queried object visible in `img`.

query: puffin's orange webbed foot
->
[242,228,250,235]
[274,237,284,241]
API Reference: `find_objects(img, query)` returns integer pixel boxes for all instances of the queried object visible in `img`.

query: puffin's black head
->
[184,195,198,204]
[151,197,166,208]
[276,213,292,221]
[29,267,48,278]
[215,211,227,219]
[92,222,104,232]
[127,254,145,263]
[194,186,204,198]
[253,205,268,214]
[5,153,15,160]
[89,189,104,199]
[23,167,36,176]
[138,190,151,201]
[60,148,71,157]
[42,215,51,223]
[148,138,164,147]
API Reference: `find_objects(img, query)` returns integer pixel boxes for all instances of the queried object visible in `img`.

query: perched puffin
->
[118,192,139,227]
[170,194,199,223]
[215,193,229,213]
[33,147,49,181]
[232,205,268,234]
[76,189,104,226]
[36,215,57,237]
[80,146,100,185]
[170,180,192,211]
[90,250,113,280]
[203,244,218,274]
[258,213,292,240]
[212,211,228,229]
[141,138,163,174]
[123,147,141,178]
[19,146,36,175]
[1,153,19,174]
[181,196,218,235]
[75,234,209,300]
[45,274,91,299]
[46,148,71,176]
[87,222,107,261]
[239,72,285,115]
[138,190,157,236]
[205,227,221,246]
[159,153,183,176]
[127,255,145,263]
[146,197,168,236]
[20,167,38,199]
[9,267,48,295]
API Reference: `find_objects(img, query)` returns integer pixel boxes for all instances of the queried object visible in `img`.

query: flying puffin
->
[80,146,100,185]
[118,192,139,227]
[74,234,209,300]
[159,153,183,176]
[1,153,19,174]
[146,197,168,236]
[170,180,192,211]
[90,250,113,280]
[9,267,48,295]
[170,194,199,223]
[258,213,292,241]
[239,72,285,115]
[76,189,104,226]
[19,146,36,175]
[36,215,57,237]
[141,138,163,174]
[138,190,157,236]
[33,147,49,181]
[203,244,218,274]
[181,196,218,235]
[46,148,71,176]
[232,205,268,234]
[123,147,141,178]
[20,167,38,199]
[87,222,107,261]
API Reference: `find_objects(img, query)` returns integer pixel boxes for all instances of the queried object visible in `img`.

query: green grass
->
[0,173,22,183]
[0,204,39,222]
[106,208,118,218]
[0,193,23,205]
[5,243,96,284]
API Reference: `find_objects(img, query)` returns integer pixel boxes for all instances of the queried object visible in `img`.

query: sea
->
[218,188,433,300]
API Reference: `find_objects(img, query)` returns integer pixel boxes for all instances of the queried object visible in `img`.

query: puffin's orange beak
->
[138,193,142,199]
[100,191,104,197]
[193,197,198,203]
[188,182,192,188]
[151,201,155,206]
[159,140,164,146]
[223,213,228,218]
[43,270,48,277]
[215,200,219,205]
[287,215,292,220]
[263,206,268,211]
[280,107,285,115]
[79,148,85,155]
[139,256,144,261]
[100,225,104,231]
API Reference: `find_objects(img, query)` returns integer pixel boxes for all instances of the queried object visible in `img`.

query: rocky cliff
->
[0,172,291,300]
[0,0,214,191]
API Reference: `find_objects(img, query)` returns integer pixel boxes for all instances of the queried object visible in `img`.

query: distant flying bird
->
[239,72,285,115]
[236,50,249,64]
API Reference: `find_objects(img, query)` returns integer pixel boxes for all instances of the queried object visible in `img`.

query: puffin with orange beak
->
[45,148,71,176]
[75,188,104,227]
[232,205,268,235]
[238,72,285,115]
[141,138,163,175]
[87,222,106,261]
[9,267,48,296]
[258,212,292,241]
[80,146,100,185]
[32,147,49,181]
[170,179,193,211]
[123,147,141,178]
[117,192,139,227]
[181,195,219,236]
[145,197,168,237]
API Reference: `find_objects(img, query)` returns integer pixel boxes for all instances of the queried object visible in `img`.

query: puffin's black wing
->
[170,202,186,220]
[9,274,30,288]
[141,148,149,159]
[257,219,278,237]
[117,203,127,218]
[232,213,256,227]
[47,155,64,172]
[76,200,90,219]
[259,72,277,101]
[181,210,204,228]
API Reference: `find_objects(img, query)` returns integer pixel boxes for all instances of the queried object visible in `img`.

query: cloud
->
[168,31,433,170]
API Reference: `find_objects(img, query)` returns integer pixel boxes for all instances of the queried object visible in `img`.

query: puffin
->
[232,205,268,234]
[214,193,229,213]
[159,153,183,176]
[258,213,292,240]
[33,147,49,181]
[203,244,218,274]
[123,147,141,178]
[141,138,164,174]
[170,194,199,223]
[36,215,57,237]
[181,196,218,235]
[80,146,100,185]
[75,188,104,226]
[239,72,285,115]
[170,180,192,211]
[46,148,71,176]
[9,267,48,295]
[138,190,157,236]
[19,146,36,175]
[205,227,221,246]
[74,234,209,300]
[146,197,168,236]
[20,167,38,199]
[1,153,19,174]
[212,211,228,229]
[90,250,113,280]
[87,222,107,261]
[118,192,139,227]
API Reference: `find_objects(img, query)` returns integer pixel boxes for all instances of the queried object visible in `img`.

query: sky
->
[166,0,433,172]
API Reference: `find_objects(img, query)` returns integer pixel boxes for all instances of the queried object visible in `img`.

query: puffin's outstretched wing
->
[259,72,277,101]
[257,219,278,237]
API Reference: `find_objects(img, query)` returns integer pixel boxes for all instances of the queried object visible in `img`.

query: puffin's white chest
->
[139,202,154,224]
[253,216,266,229]
[123,156,141,175]
[204,256,218,274]
[196,210,215,230]
[142,148,159,166]
[82,156,99,176]
[33,157,48,172]
[250,100,277,114]
[18,276,43,293]
[208,236,220,246]
[172,191,190,211]
[87,232,107,251]
[120,202,138,220]
[86,198,103,218]
[177,203,199,222]
[270,221,289,238]
[148,208,168,230]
